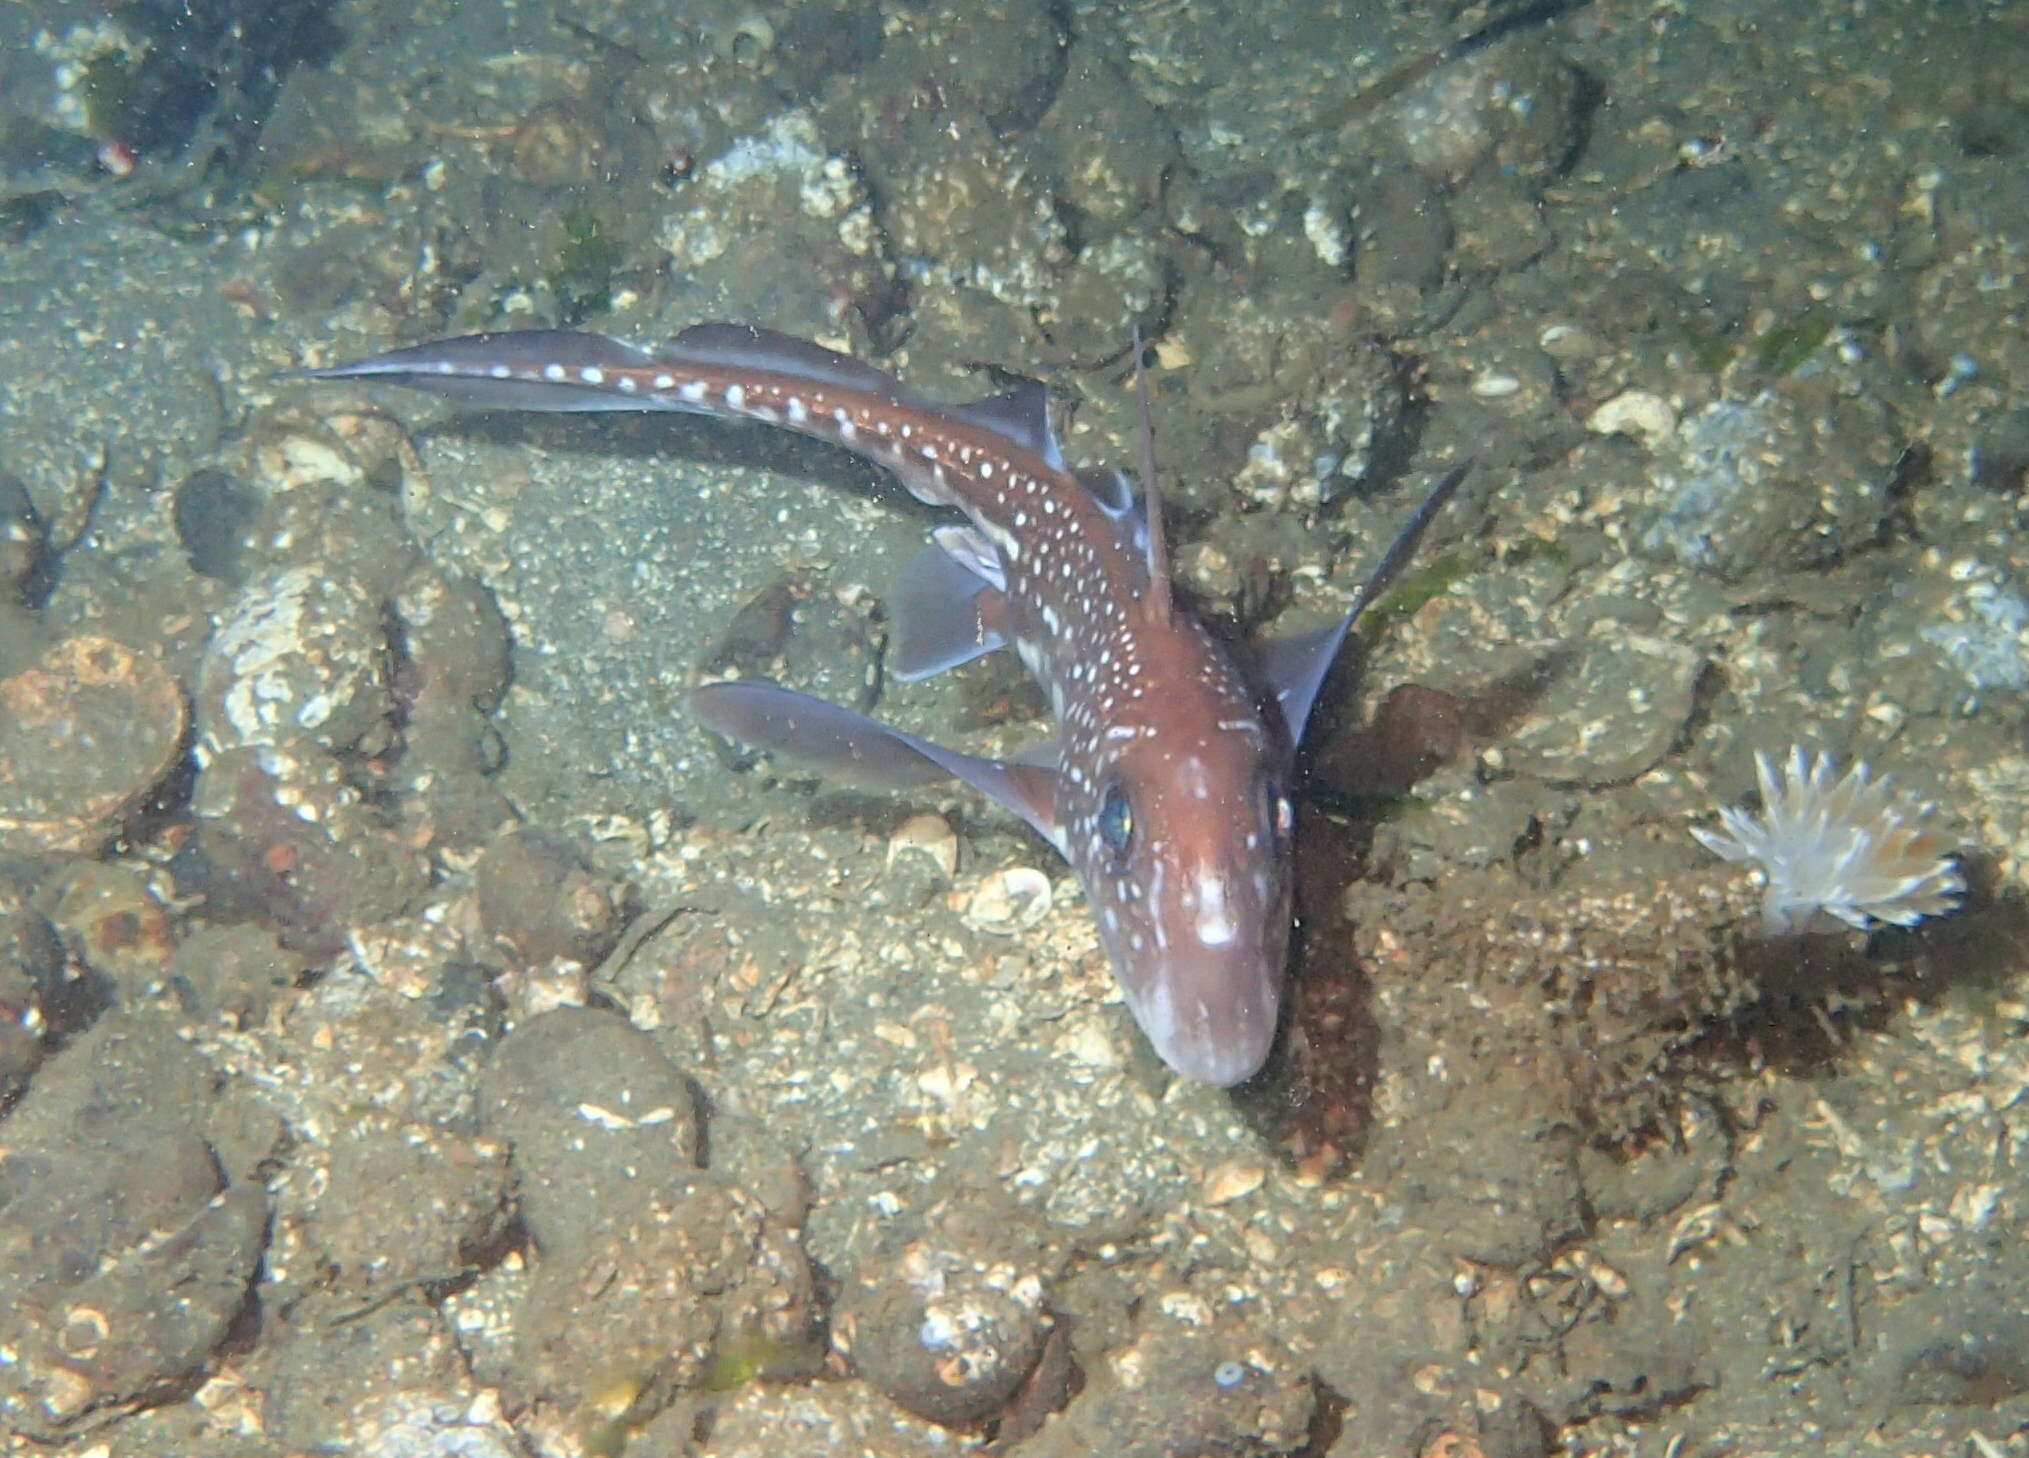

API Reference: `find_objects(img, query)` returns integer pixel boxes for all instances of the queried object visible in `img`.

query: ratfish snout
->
[1136,939,1284,1086]
[1111,849,1290,1087]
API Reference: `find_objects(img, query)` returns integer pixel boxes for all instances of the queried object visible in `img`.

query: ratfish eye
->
[1096,781,1135,861]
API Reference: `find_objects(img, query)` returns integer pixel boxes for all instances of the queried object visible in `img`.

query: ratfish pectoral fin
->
[690,680,1063,849]
[1253,618,1358,750]
[888,539,1011,682]
[1256,460,1474,746]
[285,331,682,413]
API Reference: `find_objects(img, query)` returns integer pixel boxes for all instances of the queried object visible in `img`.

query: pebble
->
[1586,390,1679,450]
[0,636,186,856]
[1202,1161,1268,1207]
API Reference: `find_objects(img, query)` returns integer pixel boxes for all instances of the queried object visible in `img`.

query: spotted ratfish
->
[296,325,1463,1085]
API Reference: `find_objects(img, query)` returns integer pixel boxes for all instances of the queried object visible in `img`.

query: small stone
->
[475,827,628,970]
[0,636,186,856]
[1202,1161,1267,1207]
[49,862,178,1002]
[1586,390,1678,450]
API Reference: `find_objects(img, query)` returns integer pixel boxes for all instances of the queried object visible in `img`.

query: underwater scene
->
[0,0,2025,1453]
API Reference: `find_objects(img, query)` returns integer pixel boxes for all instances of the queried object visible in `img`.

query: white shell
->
[1586,390,1678,450]
[962,867,1053,935]
[887,811,959,879]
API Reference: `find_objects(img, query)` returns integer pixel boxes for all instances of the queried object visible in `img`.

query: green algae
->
[549,207,621,326]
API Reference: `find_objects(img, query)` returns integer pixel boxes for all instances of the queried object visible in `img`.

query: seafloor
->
[1,0,2026,1454]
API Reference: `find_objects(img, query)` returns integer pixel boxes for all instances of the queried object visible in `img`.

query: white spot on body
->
[542,362,566,382]
[580,366,605,385]
[679,379,706,403]
[725,383,746,410]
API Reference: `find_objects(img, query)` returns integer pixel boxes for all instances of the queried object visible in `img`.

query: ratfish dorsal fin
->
[952,379,1064,471]
[1130,329,1173,623]
[659,323,924,403]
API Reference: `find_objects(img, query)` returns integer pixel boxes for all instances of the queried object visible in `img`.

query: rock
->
[476,830,629,972]
[188,743,428,957]
[0,885,62,1092]
[1038,43,1176,234]
[1022,1303,1313,1458]
[1860,553,2029,709]
[481,1009,701,1249]
[879,106,1072,317]
[171,922,305,1028]
[1390,37,1582,185]
[831,1180,1056,1426]
[197,564,391,758]
[282,1117,510,1313]
[1500,631,1708,787]
[874,0,1065,136]
[386,567,514,846]
[0,1014,265,1440]
[5,1184,266,1436]
[46,861,178,1005]
[698,573,884,719]
[171,467,261,585]
[1637,392,1904,583]
[699,1381,953,1456]
[0,636,187,856]
[0,469,48,603]
[239,959,507,1324]
[478,1010,819,1443]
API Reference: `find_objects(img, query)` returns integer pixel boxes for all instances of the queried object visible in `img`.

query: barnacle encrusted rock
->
[829,1179,1056,1426]
[1019,1302,1312,1458]
[0,635,187,856]
[196,565,390,757]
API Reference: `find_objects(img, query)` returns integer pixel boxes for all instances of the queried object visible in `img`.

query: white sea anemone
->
[1691,746,1966,936]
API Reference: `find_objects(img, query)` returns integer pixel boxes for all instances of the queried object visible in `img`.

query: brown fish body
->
[297,325,1459,1084]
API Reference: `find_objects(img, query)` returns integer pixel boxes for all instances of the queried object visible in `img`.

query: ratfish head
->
[1059,633,1296,1086]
